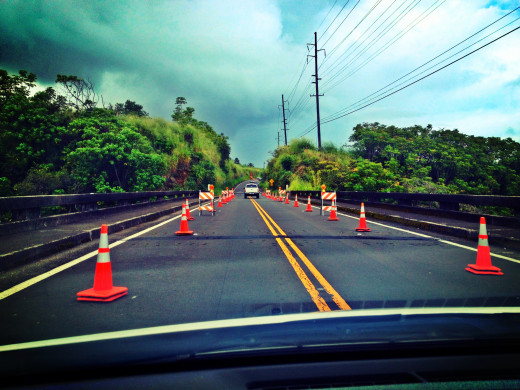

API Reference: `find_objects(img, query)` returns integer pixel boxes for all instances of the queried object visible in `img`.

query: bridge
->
[0,182,519,347]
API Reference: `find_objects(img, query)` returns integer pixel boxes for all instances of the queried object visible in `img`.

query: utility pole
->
[307,31,325,149]
[281,94,288,146]
[277,132,281,147]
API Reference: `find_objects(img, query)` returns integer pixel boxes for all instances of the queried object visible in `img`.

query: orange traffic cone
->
[466,217,503,275]
[218,196,223,207]
[285,194,290,204]
[185,199,194,221]
[305,196,313,212]
[328,199,339,221]
[293,194,299,207]
[355,203,371,232]
[77,224,128,302]
[176,204,194,235]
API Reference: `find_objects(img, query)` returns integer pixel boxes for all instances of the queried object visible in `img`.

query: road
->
[1,181,520,347]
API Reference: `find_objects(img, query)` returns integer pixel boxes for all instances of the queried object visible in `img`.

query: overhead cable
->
[321,24,520,124]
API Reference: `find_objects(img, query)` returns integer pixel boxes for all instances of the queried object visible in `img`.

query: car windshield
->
[0,0,519,385]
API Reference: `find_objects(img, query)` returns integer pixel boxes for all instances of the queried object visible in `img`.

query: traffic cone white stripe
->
[478,221,489,247]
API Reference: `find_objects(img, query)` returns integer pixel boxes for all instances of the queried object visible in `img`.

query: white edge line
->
[2,306,520,352]
[0,214,183,300]
[311,205,520,263]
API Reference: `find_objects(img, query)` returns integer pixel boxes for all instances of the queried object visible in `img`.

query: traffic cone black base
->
[77,224,128,302]
[77,286,128,302]
[175,230,194,236]
[466,217,503,275]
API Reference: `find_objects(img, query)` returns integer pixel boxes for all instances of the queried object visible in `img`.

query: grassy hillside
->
[0,68,262,195]
[124,116,262,193]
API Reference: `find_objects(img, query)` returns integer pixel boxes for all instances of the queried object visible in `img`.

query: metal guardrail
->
[0,191,199,222]
[290,191,520,214]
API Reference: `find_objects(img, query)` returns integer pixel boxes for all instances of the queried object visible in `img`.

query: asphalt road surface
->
[1,181,519,347]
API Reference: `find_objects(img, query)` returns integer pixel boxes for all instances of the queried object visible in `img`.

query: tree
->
[55,74,102,111]
[0,69,36,111]
[171,96,187,122]
[112,100,149,117]
[234,157,240,164]
[0,69,70,193]
[64,110,166,193]
[347,122,520,195]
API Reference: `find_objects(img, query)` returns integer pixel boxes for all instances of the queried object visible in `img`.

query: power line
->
[316,0,339,34]
[285,56,310,103]
[298,122,318,138]
[322,0,445,92]
[320,0,362,49]
[322,0,383,61]
[323,7,520,115]
[283,0,342,105]
[321,0,426,90]
[318,0,352,41]
[321,24,520,125]
[288,97,315,131]
[287,81,313,122]
[320,0,401,74]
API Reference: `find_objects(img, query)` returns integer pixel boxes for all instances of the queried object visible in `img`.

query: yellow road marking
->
[250,200,331,311]
[253,199,351,311]
[284,240,351,311]
[251,199,351,311]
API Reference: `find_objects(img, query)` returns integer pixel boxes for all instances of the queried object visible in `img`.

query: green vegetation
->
[264,123,520,196]
[0,69,261,196]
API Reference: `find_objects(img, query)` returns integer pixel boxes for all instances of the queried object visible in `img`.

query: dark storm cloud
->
[0,0,303,164]
[1,0,518,164]
[0,1,131,81]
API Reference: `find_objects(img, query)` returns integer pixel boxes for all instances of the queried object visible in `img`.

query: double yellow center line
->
[250,199,351,312]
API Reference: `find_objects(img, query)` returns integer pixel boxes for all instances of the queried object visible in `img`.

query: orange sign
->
[321,184,326,191]
[270,179,274,186]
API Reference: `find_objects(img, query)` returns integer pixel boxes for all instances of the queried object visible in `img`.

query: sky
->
[1,0,519,167]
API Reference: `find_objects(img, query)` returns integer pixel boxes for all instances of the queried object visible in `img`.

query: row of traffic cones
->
[218,190,235,207]
[276,191,371,231]
[271,194,503,275]
[77,201,503,303]
[271,194,504,277]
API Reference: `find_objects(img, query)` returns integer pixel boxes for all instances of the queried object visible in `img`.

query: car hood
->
[2,307,520,379]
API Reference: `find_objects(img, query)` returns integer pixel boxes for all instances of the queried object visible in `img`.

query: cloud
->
[1,0,519,165]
